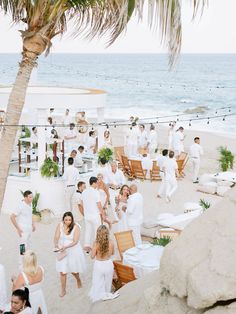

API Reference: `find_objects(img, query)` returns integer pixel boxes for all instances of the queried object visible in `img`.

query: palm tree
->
[0,0,206,211]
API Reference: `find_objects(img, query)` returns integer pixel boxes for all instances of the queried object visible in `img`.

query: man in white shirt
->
[74,181,86,221]
[172,126,185,158]
[86,130,97,154]
[63,157,80,211]
[64,123,77,153]
[163,151,179,202]
[81,177,111,252]
[63,108,73,126]
[126,184,143,246]
[189,137,204,183]
[107,161,126,217]
[148,124,158,154]
[125,122,139,157]
[10,190,35,266]
[156,149,169,198]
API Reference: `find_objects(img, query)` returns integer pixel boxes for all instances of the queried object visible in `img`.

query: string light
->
[207,118,210,124]
[189,120,192,127]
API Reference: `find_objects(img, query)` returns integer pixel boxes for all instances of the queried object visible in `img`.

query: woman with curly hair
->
[89,225,119,302]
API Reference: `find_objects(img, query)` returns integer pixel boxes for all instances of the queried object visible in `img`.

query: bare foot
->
[59,290,66,298]
[77,277,82,288]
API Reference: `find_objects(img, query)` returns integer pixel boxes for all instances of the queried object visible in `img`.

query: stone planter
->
[32,214,41,222]
[40,209,53,224]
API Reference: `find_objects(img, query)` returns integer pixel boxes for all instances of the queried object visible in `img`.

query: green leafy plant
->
[40,157,59,178]
[218,146,234,172]
[98,147,113,164]
[151,236,172,247]
[199,199,211,211]
[20,126,31,147]
[20,190,41,216]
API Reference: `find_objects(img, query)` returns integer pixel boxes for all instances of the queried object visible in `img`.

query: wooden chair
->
[177,152,188,177]
[177,159,185,178]
[114,147,125,161]
[150,161,161,182]
[159,228,181,240]
[113,260,136,287]
[121,155,133,179]
[130,159,147,180]
[138,147,148,155]
[114,230,135,260]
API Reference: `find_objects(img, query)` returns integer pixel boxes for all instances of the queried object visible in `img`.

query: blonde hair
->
[23,250,38,276]
[96,225,109,257]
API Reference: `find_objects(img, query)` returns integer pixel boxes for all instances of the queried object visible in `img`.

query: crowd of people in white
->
[0,112,204,313]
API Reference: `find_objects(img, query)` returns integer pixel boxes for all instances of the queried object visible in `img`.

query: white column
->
[37,108,47,169]
[97,107,105,149]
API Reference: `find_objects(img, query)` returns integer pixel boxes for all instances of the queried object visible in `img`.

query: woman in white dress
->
[103,130,112,148]
[54,212,86,297]
[5,288,33,313]
[0,263,7,313]
[148,124,158,154]
[115,185,129,232]
[168,121,176,150]
[89,225,119,302]
[97,173,110,210]
[12,251,47,314]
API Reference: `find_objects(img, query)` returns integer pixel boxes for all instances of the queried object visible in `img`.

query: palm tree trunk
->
[0,52,38,212]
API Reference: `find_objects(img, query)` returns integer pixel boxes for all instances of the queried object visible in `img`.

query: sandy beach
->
[0,124,235,313]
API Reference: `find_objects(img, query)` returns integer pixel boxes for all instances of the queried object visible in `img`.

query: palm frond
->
[0,0,207,65]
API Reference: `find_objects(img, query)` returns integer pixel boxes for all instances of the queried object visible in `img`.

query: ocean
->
[0,53,236,135]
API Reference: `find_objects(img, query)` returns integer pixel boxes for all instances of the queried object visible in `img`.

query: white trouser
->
[128,225,142,246]
[65,186,75,212]
[191,157,200,182]
[127,143,137,157]
[84,217,101,248]
[158,172,166,196]
[165,176,178,199]
[0,264,7,311]
[18,226,32,270]
[89,259,114,302]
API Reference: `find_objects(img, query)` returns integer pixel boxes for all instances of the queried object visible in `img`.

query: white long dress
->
[21,267,48,314]
[0,264,7,312]
[56,223,86,274]
[115,200,128,232]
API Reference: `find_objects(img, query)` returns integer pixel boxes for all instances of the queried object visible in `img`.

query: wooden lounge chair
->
[130,159,147,180]
[113,261,136,287]
[150,161,161,182]
[138,147,148,155]
[121,155,133,179]
[114,230,135,260]
[177,152,188,177]
[159,228,181,240]
[177,159,185,178]
[114,147,125,170]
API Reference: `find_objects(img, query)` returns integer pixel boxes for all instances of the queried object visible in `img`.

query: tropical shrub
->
[218,146,234,172]
[40,157,59,178]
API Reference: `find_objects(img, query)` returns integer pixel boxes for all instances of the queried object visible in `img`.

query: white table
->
[123,244,164,278]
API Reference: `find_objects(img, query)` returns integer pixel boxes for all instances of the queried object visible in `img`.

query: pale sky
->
[0,0,236,54]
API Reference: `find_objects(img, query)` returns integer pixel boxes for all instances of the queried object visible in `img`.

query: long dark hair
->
[12,288,31,308]
[62,212,75,234]
[120,184,130,196]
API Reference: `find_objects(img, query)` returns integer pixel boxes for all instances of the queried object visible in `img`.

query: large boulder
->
[160,188,236,310]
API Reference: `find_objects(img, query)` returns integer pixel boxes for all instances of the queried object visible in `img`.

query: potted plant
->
[218,146,234,172]
[40,208,54,224]
[40,157,59,178]
[151,236,172,247]
[199,199,211,212]
[98,147,113,164]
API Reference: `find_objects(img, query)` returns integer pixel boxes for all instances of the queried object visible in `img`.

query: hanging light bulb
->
[91,124,94,130]
[189,120,192,127]
[207,118,210,124]
[223,116,226,121]
[229,108,231,112]
[177,116,179,121]
[215,110,218,114]
[106,124,109,129]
